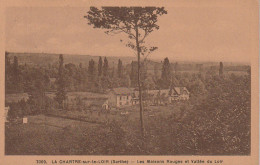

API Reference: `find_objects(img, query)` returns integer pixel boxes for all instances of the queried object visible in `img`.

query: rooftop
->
[172,87,189,95]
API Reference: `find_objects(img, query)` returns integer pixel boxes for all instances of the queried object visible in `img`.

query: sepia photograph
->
[3,1,256,160]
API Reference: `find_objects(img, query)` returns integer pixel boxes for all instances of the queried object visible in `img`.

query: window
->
[127,96,129,100]
[120,96,122,100]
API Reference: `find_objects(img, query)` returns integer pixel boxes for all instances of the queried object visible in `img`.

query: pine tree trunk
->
[135,26,144,137]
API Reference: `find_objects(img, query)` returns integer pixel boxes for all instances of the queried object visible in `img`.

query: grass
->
[5,104,182,155]
[5,115,100,155]
[45,104,181,125]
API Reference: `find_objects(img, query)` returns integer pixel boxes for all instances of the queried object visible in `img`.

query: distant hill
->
[6,52,250,73]
[6,52,136,67]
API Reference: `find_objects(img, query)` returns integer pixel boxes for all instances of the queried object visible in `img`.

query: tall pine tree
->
[55,54,66,109]
[98,56,103,76]
[88,59,96,78]
[161,57,171,88]
[103,57,109,77]
[117,59,123,78]
[111,62,115,78]
[219,62,224,76]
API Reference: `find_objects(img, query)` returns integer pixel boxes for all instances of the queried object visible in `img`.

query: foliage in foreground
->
[6,74,250,155]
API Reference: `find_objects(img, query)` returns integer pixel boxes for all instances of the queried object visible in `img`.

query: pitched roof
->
[111,87,133,95]
[172,87,189,95]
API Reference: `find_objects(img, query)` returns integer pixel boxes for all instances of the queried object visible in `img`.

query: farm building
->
[108,87,133,108]
[169,87,190,101]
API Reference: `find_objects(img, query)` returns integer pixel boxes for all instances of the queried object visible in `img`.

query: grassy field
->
[5,115,100,155]
[5,105,182,155]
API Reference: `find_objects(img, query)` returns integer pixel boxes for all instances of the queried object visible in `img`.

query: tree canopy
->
[85,7,167,56]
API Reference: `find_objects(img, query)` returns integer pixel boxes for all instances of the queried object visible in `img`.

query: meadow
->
[5,104,183,155]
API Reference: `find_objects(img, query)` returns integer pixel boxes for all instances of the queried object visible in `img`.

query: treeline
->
[6,52,250,96]
[4,54,183,95]
[5,53,132,117]
[5,53,131,94]
[5,53,50,94]
[5,52,251,118]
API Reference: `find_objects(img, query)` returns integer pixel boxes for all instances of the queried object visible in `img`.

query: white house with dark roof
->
[108,87,133,108]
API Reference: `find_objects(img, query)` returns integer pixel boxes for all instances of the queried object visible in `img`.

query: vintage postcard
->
[0,0,259,164]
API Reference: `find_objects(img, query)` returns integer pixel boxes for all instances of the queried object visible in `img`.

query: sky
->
[5,5,255,63]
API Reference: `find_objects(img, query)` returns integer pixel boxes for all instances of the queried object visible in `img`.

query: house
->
[108,87,133,108]
[169,87,190,101]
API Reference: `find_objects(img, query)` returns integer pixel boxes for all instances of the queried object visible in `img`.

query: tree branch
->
[117,26,136,39]
[139,29,149,44]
